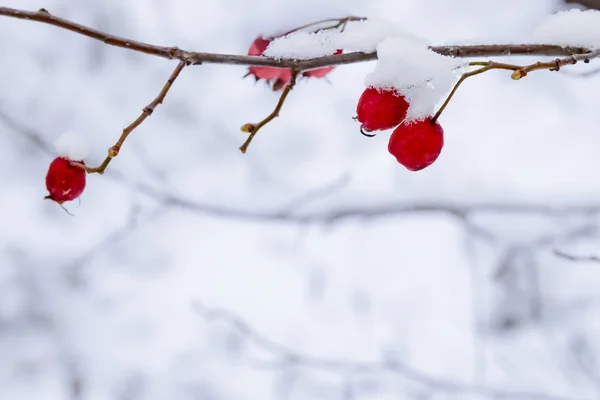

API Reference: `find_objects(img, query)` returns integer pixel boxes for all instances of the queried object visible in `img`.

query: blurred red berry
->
[302,49,343,78]
[356,87,409,132]
[388,118,444,171]
[246,38,341,90]
[246,37,292,91]
[45,157,86,204]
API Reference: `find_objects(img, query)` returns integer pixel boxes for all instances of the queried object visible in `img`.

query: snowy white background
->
[2,0,600,399]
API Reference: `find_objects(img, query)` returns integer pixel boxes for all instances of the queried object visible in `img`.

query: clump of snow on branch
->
[366,37,465,120]
[532,9,600,49]
[55,131,89,160]
[264,19,461,120]
[263,18,427,59]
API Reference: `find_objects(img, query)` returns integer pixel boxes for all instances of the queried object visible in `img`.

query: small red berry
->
[302,49,343,78]
[356,87,410,132]
[45,157,86,204]
[246,37,292,91]
[388,118,444,171]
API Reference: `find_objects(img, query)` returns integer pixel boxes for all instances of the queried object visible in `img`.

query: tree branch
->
[0,6,595,71]
[193,302,584,400]
[565,0,600,10]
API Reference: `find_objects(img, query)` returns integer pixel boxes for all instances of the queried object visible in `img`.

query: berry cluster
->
[43,21,445,211]
[356,87,444,171]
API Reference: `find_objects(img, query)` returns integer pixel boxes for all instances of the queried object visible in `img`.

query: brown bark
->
[565,0,600,10]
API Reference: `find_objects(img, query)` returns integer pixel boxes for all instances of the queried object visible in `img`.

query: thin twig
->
[0,7,594,70]
[71,60,187,174]
[431,61,521,123]
[511,49,600,80]
[239,69,300,153]
[431,51,600,123]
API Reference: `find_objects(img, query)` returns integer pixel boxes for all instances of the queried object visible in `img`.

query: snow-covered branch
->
[0,6,596,69]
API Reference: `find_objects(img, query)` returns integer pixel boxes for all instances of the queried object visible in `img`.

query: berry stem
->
[73,60,187,174]
[239,69,300,154]
[431,61,528,124]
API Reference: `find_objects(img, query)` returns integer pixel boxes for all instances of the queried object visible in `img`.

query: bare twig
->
[432,61,522,123]
[0,7,594,70]
[432,51,600,123]
[239,69,300,153]
[192,302,583,400]
[510,50,600,80]
[565,0,600,10]
[71,60,187,174]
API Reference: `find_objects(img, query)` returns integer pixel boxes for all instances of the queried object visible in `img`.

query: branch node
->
[240,123,255,133]
[167,46,180,59]
[108,146,120,158]
[511,69,526,80]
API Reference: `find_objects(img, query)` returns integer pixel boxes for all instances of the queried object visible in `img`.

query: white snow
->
[54,131,90,161]
[5,1,600,400]
[263,18,428,59]
[365,37,466,120]
[264,19,461,121]
[532,8,600,48]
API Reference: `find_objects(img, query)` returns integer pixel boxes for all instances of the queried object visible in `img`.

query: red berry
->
[302,49,343,78]
[246,37,292,91]
[388,118,444,171]
[356,87,410,132]
[45,157,86,204]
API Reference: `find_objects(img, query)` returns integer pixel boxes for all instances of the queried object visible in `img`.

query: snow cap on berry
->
[55,131,90,161]
[365,37,465,121]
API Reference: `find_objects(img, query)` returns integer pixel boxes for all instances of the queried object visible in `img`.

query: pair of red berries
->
[356,87,444,171]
